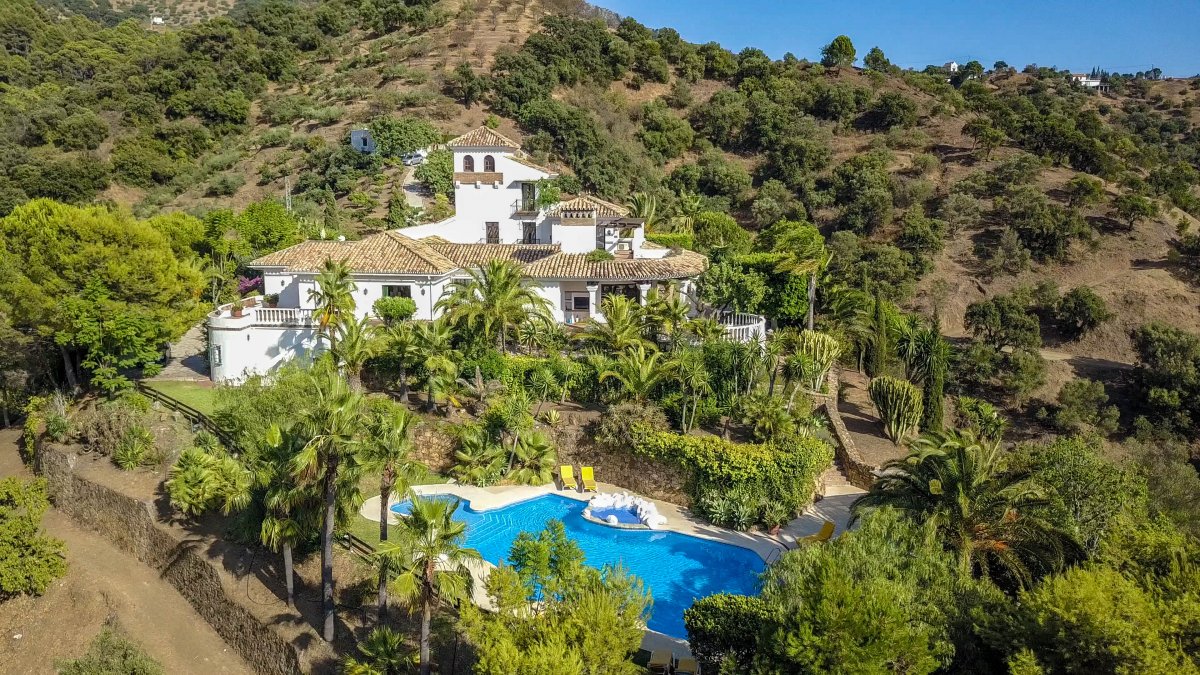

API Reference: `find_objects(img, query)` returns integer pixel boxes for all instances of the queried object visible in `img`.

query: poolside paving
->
[359,477,865,656]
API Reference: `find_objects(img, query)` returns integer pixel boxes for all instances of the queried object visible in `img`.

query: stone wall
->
[817,369,877,491]
[36,445,304,675]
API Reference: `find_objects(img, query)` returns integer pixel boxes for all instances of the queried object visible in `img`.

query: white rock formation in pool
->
[585,492,668,529]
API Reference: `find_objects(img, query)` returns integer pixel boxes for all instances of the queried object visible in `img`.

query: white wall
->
[553,223,596,253]
[209,324,322,384]
[450,148,551,244]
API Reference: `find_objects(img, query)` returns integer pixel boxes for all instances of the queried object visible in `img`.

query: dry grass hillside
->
[84,0,1200,394]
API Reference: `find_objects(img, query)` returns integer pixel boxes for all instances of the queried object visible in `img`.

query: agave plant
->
[540,409,562,426]
[700,493,734,527]
[730,497,759,531]
[868,375,923,445]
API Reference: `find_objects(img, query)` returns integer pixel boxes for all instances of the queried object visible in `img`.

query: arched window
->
[483,155,495,172]
[462,155,475,172]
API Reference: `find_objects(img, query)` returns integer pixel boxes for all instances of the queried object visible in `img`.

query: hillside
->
[4,0,1200,435]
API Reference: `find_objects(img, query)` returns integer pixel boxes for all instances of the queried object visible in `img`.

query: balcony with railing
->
[208,296,317,330]
[511,198,539,216]
[718,311,767,343]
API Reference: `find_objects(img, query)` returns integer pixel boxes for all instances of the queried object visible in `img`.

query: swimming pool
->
[391,492,764,638]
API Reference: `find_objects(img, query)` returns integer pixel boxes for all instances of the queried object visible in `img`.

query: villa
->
[208,126,765,382]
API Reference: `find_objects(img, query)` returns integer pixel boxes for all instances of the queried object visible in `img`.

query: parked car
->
[401,149,427,166]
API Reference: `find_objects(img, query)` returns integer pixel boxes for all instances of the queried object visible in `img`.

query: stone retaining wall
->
[817,369,877,491]
[37,444,304,675]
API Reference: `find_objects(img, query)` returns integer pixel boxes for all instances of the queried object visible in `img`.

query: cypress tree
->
[922,334,949,432]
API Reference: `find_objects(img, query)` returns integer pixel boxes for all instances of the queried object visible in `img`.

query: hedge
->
[684,593,771,669]
[629,425,833,513]
[646,232,694,250]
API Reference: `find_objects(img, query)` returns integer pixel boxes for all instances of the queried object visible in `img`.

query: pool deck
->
[359,479,863,655]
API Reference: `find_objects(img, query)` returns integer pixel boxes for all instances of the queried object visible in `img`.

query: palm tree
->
[361,402,419,620]
[508,430,557,485]
[436,260,550,353]
[629,192,659,231]
[671,348,712,432]
[333,316,379,392]
[451,425,505,486]
[413,319,459,412]
[377,494,481,675]
[259,423,324,610]
[456,366,505,415]
[773,226,830,331]
[687,317,727,343]
[344,627,409,675]
[646,284,690,349]
[669,190,703,234]
[291,369,365,642]
[581,295,649,352]
[384,322,420,403]
[308,258,357,350]
[851,429,1083,589]
[600,345,670,403]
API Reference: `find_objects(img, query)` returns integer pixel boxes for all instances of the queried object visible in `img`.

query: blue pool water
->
[391,493,764,638]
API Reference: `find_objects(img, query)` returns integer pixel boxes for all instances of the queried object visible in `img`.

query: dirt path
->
[0,431,253,674]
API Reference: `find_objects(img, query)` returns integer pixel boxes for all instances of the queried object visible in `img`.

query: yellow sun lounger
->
[580,466,597,492]
[675,656,701,674]
[559,465,578,490]
[801,519,836,544]
[647,650,672,674]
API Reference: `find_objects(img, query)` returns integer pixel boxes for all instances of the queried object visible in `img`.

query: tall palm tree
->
[361,402,419,620]
[308,258,357,350]
[413,319,460,412]
[291,369,365,642]
[377,495,481,675]
[600,345,670,403]
[384,321,420,402]
[773,225,830,331]
[671,348,712,432]
[851,429,1083,589]
[333,315,379,392]
[259,423,324,610]
[436,260,550,353]
[581,295,649,352]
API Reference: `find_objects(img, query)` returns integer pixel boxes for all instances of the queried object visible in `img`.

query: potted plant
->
[230,299,246,318]
[761,502,790,536]
[264,293,279,308]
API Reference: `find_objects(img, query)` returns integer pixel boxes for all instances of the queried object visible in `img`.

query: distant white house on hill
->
[1070,73,1106,90]
[349,129,375,154]
[944,61,959,73]
[206,126,765,383]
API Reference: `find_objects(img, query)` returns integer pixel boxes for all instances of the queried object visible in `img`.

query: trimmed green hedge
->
[684,593,771,670]
[646,232,694,250]
[629,425,833,514]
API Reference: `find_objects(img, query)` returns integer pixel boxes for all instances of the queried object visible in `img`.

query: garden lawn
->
[144,381,217,417]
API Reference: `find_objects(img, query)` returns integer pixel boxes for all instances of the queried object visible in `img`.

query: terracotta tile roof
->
[454,171,503,183]
[508,154,557,175]
[447,126,520,149]
[548,195,630,217]
[428,243,560,267]
[249,232,457,275]
[522,249,707,281]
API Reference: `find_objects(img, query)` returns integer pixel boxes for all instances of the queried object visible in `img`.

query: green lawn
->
[349,467,451,549]
[144,380,218,417]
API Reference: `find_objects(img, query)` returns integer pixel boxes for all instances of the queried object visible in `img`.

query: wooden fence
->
[136,381,239,451]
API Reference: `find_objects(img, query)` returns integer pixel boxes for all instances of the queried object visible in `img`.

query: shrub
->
[113,427,155,470]
[1047,379,1119,434]
[584,249,614,262]
[629,426,832,517]
[58,627,163,675]
[207,173,245,197]
[0,477,67,599]
[956,396,1008,441]
[373,296,417,325]
[77,399,146,457]
[595,403,669,452]
[868,376,923,444]
[1055,287,1111,338]
[684,594,772,670]
[646,233,694,250]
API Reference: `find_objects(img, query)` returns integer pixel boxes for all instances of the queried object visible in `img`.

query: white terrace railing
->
[718,311,767,344]
[210,297,316,328]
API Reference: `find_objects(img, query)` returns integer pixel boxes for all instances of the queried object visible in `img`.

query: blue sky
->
[596,1,1200,76]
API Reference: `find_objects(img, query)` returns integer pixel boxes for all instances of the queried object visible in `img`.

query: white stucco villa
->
[207,126,765,383]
